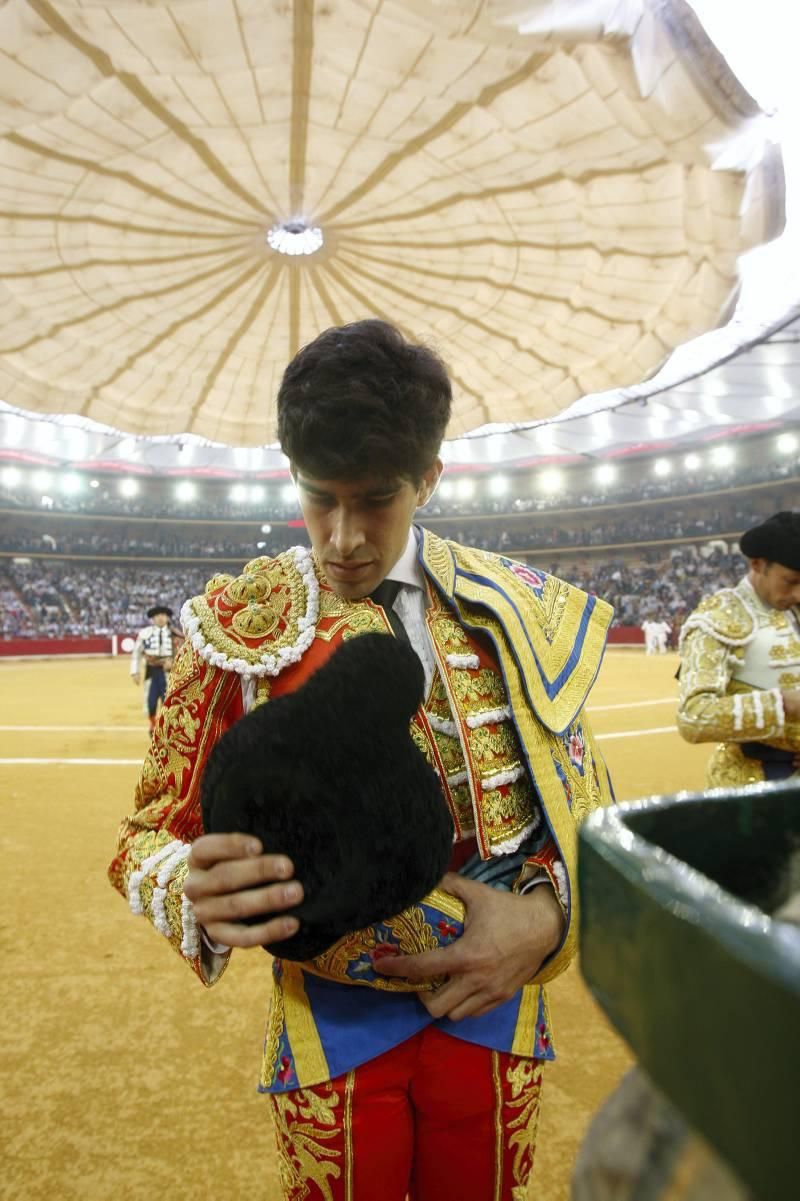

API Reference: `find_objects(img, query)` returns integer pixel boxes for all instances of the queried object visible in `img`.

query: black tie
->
[369,578,409,643]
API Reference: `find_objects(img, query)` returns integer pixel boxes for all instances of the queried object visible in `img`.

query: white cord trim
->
[152,887,170,937]
[156,842,191,887]
[489,819,536,855]
[446,770,469,787]
[773,687,786,731]
[466,706,511,729]
[551,861,569,908]
[128,838,184,916]
[427,713,458,738]
[732,693,744,733]
[182,546,320,680]
[482,765,526,790]
[446,653,480,670]
[181,894,200,960]
[752,690,765,730]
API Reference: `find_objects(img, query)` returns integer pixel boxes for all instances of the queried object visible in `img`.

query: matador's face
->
[293,462,442,599]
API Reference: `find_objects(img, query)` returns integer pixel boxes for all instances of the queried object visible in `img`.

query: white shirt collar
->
[384,526,424,590]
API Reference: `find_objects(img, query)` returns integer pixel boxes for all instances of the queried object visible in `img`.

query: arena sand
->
[0,651,710,1200]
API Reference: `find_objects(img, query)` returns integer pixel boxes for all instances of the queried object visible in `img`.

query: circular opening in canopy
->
[267,221,324,257]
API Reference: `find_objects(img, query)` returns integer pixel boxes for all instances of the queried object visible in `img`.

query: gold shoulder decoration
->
[204,572,234,595]
[419,528,456,596]
[679,588,756,649]
[180,546,320,680]
[439,540,613,734]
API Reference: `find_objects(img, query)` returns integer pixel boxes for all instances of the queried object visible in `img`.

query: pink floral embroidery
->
[537,1023,551,1052]
[277,1055,294,1085]
[568,730,584,768]
[510,563,545,591]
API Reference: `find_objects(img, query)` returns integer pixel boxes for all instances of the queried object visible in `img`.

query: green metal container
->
[579,782,800,1201]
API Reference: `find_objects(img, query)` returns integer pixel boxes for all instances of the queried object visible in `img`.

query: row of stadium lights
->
[0,435,796,503]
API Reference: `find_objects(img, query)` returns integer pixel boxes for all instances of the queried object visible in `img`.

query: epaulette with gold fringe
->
[679,588,756,649]
[180,547,320,679]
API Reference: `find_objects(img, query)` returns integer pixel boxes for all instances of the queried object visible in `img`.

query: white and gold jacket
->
[677,577,800,787]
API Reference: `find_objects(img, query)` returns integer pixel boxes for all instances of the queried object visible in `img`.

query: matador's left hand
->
[373,871,565,1021]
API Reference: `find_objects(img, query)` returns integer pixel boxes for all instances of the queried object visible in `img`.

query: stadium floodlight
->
[653,458,671,477]
[455,478,475,500]
[595,464,616,485]
[261,523,272,535]
[684,453,701,470]
[249,485,265,502]
[176,481,196,501]
[281,483,297,504]
[488,475,509,497]
[119,478,139,498]
[89,479,100,488]
[1,466,21,488]
[230,484,247,502]
[438,480,454,499]
[539,469,562,494]
[711,445,734,466]
[777,433,798,454]
[32,470,51,490]
[61,473,82,495]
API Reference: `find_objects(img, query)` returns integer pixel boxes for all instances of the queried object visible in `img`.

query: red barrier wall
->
[607,626,644,645]
[2,628,647,656]
[0,637,113,656]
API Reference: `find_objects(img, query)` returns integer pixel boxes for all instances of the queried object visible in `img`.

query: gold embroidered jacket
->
[109,529,614,1087]
[677,576,800,787]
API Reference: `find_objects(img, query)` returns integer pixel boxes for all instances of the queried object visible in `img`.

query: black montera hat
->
[201,633,454,961]
[739,511,800,571]
[146,604,173,619]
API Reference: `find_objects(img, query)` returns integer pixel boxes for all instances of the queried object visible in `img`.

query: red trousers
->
[268,1026,545,1201]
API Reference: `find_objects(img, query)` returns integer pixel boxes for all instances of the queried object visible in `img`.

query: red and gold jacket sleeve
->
[108,638,244,984]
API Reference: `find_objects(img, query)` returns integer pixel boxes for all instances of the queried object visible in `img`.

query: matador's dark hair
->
[276,319,452,482]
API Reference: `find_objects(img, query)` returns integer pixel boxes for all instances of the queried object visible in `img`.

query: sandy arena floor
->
[0,649,710,1200]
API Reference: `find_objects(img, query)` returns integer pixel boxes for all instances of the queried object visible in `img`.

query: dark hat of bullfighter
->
[146,604,174,619]
[739,511,800,571]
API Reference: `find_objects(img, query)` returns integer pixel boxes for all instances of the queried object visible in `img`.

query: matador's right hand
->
[184,833,303,949]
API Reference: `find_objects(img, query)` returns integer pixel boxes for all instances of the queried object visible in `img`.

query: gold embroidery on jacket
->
[706,743,766,789]
[449,782,476,835]
[308,904,450,992]
[409,720,433,764]
[450,666,506,712]
[770,638,800,662]
[428,612,472,655]
[482,780,535,843]
[315,588,388,642]
[133,647,216,809]
[432,729,466,776]
[426,670,455,721]
[472,725,524,777]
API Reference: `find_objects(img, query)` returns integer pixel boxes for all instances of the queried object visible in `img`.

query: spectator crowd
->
[1,543,749,641]
[0,495,787,563]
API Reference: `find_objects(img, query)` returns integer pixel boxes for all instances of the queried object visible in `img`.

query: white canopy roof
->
[0,0,785,449]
